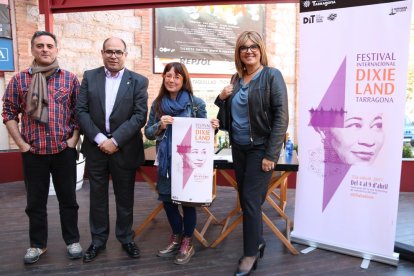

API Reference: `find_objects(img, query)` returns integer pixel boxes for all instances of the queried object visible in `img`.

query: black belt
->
[106,133,113,138]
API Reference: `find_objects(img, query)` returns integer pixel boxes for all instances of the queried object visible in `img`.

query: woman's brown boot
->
[157,234,182,257]
[174,236,194,265]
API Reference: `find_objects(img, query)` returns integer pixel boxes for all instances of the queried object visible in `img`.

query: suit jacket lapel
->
[97,67,106,114]
[111,69,131,114]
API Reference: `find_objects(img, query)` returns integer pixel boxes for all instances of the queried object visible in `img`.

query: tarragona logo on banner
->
[292,0,412,264]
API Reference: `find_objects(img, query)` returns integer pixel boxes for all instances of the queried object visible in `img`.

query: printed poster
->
[154,5,264,74]
[171,117,214,205]
[292,0,412,264]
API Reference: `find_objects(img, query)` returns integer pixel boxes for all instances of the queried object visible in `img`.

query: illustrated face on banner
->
[321,112,385,166]
[182,146,207,169]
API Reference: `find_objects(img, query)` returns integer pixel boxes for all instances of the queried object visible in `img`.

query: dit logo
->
[303,15,315,24]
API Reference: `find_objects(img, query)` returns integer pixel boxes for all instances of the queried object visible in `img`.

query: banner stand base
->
[394,242,414,263]
[360,258,370,269]
[301,246,316,254]
[291,233,399,267]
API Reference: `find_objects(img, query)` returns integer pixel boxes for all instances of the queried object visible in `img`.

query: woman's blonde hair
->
[234,31,268,77]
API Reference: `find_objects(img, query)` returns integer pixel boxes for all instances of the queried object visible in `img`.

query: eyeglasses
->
[239,44,260,53]
[164,74,182,81]
[103,50,125,58]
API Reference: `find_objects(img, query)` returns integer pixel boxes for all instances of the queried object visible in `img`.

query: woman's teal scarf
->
[158,90,192,178]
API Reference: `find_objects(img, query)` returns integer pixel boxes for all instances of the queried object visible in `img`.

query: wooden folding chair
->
[134,167,220,247]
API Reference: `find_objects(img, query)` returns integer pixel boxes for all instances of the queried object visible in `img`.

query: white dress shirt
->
[94,68,125,146]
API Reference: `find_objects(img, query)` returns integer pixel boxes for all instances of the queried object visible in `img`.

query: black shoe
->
[235,257,258,276]
[258,242,266,258]
[122,242,140,258]
[238,242,266,264]
[83,244,105,263]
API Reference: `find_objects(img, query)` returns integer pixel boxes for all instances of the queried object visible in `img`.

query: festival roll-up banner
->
[171,117,214,206]
[292,0,413,265]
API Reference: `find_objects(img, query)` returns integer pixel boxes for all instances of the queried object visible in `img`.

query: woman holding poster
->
[144,62,219,265]
[215,31,288,275]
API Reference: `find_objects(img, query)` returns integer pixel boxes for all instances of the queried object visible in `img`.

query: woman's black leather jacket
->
[215,66,289,163]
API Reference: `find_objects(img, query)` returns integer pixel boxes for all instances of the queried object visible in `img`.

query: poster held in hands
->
[171,117,214,206]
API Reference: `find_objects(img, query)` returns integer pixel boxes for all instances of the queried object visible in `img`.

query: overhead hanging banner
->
[171,117,215,206]
[292,0,412,265]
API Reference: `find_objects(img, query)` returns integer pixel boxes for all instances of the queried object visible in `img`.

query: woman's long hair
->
[154,62,193,118]
[234,31,268,77]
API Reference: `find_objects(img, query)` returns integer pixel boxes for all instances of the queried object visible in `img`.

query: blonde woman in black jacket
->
[215,31,289,276]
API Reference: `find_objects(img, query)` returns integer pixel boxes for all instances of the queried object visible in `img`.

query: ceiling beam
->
[39,0,298,14]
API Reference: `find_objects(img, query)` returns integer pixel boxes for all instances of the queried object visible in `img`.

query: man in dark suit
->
[75,37,148,262]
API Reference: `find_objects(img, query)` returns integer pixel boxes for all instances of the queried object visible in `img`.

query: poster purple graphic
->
[308,58,351,211]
